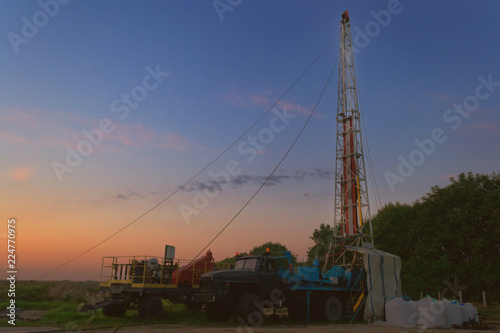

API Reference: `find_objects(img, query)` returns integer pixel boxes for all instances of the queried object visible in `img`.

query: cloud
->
[9,167,33,181]
[104,169,333,203]
[1,109,94,148]
[184,174,292,193]
[186,180,225,193]
[309,168,333,179]
[221,90,321,118]
[183,168,332,193]
[108,123,196,151]
[3,108,38,127]
[114,191,143,200]
[0,108,200,151]
[277,101,314,117]
[468,120,500,134]
[96,188,171,203]
[231,174,291,187]
[221,90,250,108]
[0,131,31,144]
[250,94,271,106]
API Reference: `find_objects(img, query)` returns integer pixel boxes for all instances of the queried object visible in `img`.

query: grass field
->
[0,280,295,329]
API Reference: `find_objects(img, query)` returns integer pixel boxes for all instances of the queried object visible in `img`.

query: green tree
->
[216,252,248,266]
[372,172,500,302]
[371,201,419,260]
[306,223,334,267]
[249,241,298,265]
[216,241,297,266]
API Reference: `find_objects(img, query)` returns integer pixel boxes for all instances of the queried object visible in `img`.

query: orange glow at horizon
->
[3,194,322,281]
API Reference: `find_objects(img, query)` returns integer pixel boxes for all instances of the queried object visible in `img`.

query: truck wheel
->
[138,296,164,319]
[235,292,263,326]
[323,296,343,322]
[102,300,128,317]
[206,303,232,321]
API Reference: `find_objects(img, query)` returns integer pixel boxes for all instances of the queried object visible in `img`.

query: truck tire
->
[235,292,263,326]
[102,300,128,317]
[323,296,343,322]
[138,296,164,319]
[206,303,232,321]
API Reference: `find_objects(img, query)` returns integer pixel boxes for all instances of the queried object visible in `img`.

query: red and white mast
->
[334,10,373,243]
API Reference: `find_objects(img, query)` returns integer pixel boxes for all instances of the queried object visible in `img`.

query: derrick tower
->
[327,10,374,268]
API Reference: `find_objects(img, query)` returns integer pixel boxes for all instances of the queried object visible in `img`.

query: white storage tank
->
[444,299,463,327]
[417,296,447,328]
[385,297,418,328]
[461,303,478,323]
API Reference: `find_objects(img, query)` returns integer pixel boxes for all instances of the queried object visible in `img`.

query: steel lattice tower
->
[333,10,373,247]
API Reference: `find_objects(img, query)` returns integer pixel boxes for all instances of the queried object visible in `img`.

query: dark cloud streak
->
[182,168,332,194]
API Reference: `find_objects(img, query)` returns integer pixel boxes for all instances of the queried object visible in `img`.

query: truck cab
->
[193,253,288,323]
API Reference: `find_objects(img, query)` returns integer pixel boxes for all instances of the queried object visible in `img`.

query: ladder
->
[342,268,366,323]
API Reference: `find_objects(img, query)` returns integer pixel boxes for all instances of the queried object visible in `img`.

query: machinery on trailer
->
[81,245,226,319]
[193,246,400,324]
[192,10,402,325]
[193,248,369,323]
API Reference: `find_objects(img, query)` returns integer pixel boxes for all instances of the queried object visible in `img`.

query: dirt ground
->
[117,323,499,333]
[3,323,498,333]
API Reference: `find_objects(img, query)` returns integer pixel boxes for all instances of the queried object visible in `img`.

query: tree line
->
[371,172,499,302]
[217,172,499,302]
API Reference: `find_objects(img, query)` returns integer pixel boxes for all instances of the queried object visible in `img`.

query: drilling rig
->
[335,9,373,242]
[324,10,375,272]
[194,11,402,325]
[84,10,401,326]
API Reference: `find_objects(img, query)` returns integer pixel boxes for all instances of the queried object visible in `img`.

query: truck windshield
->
[234,258,258,271]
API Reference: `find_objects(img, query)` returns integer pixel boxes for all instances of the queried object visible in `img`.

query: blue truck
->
[192,248,369,325]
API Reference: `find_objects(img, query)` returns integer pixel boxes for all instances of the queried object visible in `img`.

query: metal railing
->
[99,256,229,286]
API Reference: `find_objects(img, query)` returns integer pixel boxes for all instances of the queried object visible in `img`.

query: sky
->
[1,0,499,281]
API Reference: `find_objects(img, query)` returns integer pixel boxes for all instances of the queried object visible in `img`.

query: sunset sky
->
[1,1,499,281]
